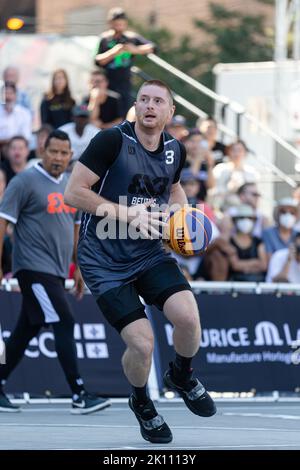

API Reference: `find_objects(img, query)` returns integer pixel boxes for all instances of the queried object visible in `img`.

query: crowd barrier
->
[0,283,299,397]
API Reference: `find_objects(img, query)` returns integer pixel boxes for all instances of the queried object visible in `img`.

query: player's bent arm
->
[64,162,128,221]
[168,182,188,210]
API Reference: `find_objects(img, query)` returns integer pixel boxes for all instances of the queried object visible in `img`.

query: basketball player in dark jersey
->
[65,80,216,444]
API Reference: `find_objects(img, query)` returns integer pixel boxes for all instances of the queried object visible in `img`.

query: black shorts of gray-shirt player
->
[78,120,191,333]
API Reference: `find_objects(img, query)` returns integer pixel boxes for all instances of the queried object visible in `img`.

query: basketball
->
[165,207,213,256]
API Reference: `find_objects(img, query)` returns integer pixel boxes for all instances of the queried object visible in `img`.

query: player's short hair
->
[137,80,173,104]
[45,130,71,149]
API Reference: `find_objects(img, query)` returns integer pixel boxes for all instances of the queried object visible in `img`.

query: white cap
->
[277,198,298,208]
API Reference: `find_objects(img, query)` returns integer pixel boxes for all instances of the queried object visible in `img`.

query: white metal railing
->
[131,65,235,138]
[2,279,300,295]
[142,55,298,188]
[147,53,300,163]
[0,278,75,291]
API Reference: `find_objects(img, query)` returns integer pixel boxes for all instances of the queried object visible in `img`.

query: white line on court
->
[57,444,300,450]
[0,423,298,433]
[11,406,300,413]
[224,412,300,420]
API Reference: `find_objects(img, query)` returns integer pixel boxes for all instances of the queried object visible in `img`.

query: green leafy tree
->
[132,1,273,117]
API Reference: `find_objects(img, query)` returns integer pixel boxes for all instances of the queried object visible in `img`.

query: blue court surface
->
[0,400,299,450]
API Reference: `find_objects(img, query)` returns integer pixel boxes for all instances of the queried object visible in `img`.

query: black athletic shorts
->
[96,260,191,333]
[16,270,72,326]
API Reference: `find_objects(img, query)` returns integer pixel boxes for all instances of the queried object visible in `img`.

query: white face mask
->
[279,213,296,229]
[236,218,254,234]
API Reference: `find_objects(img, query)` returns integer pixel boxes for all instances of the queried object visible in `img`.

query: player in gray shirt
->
[0,130,110,413]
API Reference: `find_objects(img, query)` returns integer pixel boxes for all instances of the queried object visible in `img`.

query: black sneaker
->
[163,362,216,417]
[0,390,21,413]
[129,395,173,444]
[71,391,111,415]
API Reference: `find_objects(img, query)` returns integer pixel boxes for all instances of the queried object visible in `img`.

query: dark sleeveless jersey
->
[77,121,186,293]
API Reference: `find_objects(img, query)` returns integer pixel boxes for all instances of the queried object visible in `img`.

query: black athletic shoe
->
[129,395,173,443]
[71,391,111,415]
[163,362,216,417]
[0,390,21,413]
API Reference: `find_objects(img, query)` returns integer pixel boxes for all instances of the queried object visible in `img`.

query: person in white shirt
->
[266,233,300,283]
[0,83,32,149]
[59,105,99,162]
[3,66,32,113]
[213,140,259,208]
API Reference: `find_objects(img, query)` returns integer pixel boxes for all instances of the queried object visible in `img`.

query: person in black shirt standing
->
[95,7,154,116]
[65,79,216,444]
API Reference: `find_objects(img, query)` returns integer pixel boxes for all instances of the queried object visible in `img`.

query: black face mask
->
[296,246,300,255]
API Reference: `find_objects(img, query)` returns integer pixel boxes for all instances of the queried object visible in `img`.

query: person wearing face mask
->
[266,233,300,282]
[262,198,299,262]
[228,205,267,282]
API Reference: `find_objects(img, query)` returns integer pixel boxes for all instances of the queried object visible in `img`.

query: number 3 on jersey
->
[165,150,174,164]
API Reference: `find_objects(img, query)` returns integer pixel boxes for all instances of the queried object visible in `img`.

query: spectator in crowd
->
[215,194,241,240]
[95,7,154,116]
[293,184,300,204]
[213,140,259,207]
[201,237,235,281]
[40,69,75,128]
[0,169,6,202]
[237,183,269,237]
[219,183,270,240]
[28,124,53,163]
[198,117,226,165]
[0,136,29,184]
[291,185,300,232]
[266,233,300,283]
[84,70,123,129]
[0,83,32,152]
[262,198,299,261]
[59,105,99,161]
[182,129,215,201]
[228,205,267,281]
[3,66,32,113]
[180,169,216,219]
[165,115,189,141]
[202,205,267,282]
